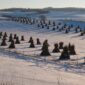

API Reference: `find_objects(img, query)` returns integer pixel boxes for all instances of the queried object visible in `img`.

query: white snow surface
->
[0,11,85,85]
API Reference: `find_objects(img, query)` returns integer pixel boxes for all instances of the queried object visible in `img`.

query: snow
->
[1,10,85,21]
[0,11,85,85]
[0,55,85,85]
[45,11,85,21]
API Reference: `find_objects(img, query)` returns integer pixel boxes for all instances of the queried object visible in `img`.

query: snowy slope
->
[0,11,85,85]
[0,54,85,85]
[45,11,85,21]
[0,18,85,72]
[1,10,85,21]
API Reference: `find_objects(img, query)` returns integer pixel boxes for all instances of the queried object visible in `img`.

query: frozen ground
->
[0,11,85,85]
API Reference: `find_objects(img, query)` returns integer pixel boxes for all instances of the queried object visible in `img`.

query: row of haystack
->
[37,21,82,33]
[0,32,76,60]
[7,16,83,34]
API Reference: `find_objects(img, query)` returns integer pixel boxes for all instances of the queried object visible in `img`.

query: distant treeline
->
[1,7,85,13]
[0,8,49,14]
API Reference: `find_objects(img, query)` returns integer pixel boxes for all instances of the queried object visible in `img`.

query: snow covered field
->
[0,11,85,85]
[0,55,85,85]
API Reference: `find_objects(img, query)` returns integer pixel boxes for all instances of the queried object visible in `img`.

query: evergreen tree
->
[9,40,15,48]
[40,40,50,56]
[59,46,70,60]
[52,43,60,53]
